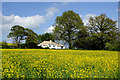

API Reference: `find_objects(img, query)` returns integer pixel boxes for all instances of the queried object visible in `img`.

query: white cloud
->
[1,7,59,42]
[79,15,82,18]
[82,14,96,25]
[2,14,45,29]
[1,7,59,30]
[44,25,54,33]
[116,22,118,28]
[1,13,46,40]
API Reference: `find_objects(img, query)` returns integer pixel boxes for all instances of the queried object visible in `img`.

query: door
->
[61,46,63,49]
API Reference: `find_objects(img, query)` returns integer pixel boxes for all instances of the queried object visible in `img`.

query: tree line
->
[2,10,120,50]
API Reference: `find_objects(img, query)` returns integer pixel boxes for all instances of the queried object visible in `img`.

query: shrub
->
[26,42,37,48]
[44,47,49,49]
[105,43,114,50]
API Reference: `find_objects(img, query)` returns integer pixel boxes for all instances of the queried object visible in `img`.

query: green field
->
[1,49,119,78]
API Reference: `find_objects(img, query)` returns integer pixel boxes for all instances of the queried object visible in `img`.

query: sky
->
[1,2,119,43]
[1,0,120,2]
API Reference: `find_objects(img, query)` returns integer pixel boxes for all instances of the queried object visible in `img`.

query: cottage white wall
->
[49,45,61,49]
[49,45,65,49]
[38,43,65,49]
[40,44,48,48]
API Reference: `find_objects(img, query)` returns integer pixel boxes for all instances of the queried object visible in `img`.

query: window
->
[53,45,55,47]
[61,46,63,49]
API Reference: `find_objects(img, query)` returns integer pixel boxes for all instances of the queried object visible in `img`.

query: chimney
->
[50,40,52,43]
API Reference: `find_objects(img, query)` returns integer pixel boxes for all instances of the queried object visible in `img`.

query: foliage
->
[25,28,38,48]
[73,26,89,49]
[53,10,84,49]
[44,47,49,49]
[105,43,114,50]
[6,13,120,50]
[87,14,118,49]
[2,49,118,78]
[26,42,37,49]
[20,43,26,49]
[25,28,38,37]
[26,35,38,48]
[113,39,120,51]
[38,33,55,43]
[7,25,38,48]
[7,25,27,48]
[1,41,10,49]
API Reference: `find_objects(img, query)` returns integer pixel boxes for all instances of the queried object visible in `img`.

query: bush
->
[26,42,37,48]
[1,41,10,49]
[20,43,26,49]
[37,46,43,49]
[44,47,49,49]
[105,43,114,50]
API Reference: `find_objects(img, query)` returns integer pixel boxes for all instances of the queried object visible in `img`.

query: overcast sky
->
[1,2,119,43]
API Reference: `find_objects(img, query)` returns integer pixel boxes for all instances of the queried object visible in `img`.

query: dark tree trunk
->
[100,37,104,50]
[69,41,72,49]
[17,43,20,48]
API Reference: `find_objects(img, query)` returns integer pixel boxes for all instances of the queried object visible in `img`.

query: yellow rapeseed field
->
[1,49,119,78]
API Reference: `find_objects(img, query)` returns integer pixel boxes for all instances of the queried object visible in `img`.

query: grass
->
[1,49,119,78]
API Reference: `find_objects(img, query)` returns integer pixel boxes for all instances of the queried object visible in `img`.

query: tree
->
[25,34,38,48]
[87,14,118,49]
[25,28,38,48]
[53,10,84,49]
[25,28,37,37]
[73,26,88,49]
[38,33,55,43]
[7,25,27,48]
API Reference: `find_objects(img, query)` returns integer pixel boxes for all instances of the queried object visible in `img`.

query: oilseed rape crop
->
[1,49,119,78]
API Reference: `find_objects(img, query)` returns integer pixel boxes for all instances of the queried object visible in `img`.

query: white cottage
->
[38,40,65,49]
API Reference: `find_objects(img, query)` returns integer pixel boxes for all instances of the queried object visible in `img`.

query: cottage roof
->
[38,40,63,47]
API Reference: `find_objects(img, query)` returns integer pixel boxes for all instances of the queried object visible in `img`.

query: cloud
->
[81,14,96,25]
[44,25,54,33]
[79,15,82,18]
[1,7,59,42]
[2,7,59,30]
[1,13,46,40]
[2,14,45,29]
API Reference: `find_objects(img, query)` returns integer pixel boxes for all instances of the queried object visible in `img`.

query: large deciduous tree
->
[53,10,84,49]
[87,14,118,49]
[7,25,27,48]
